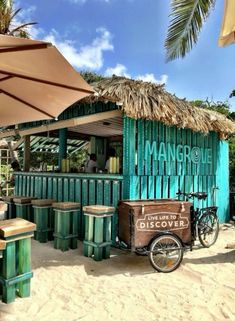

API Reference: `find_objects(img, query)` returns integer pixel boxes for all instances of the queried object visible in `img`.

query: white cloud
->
[105,64,168,84]
[105,63,131,78]
[44,27,113,70]
[137,73,168,84]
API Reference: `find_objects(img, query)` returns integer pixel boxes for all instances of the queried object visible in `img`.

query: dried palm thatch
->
[82,76,235,139]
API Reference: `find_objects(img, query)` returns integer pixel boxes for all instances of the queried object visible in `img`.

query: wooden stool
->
[52,202,80,252]
[2,196,16,219]
[14,197,37,222]
[0,218,36,304]
[32,199,56,243]
[83,205,115,261]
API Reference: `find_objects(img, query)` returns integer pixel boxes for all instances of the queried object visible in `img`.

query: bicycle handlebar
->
[176,190,208,200]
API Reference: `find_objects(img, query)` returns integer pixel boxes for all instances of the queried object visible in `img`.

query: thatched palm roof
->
[83,76,235,139]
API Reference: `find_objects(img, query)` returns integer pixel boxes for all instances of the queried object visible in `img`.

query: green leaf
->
[165,0,216,61]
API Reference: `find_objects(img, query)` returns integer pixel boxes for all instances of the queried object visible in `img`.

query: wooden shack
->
[1,76,234,240]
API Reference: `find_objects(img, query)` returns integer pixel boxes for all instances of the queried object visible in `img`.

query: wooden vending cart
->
[118,199,192,272]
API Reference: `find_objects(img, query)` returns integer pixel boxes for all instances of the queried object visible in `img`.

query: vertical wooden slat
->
[158,123,165,176]
[69,178,75,202]
[30,176,35,197]
[152,121,158,176]
[75,178,81,203]
[123,116,136,176]
[145,120,152,176]
[162,176,169,198]
[155,176,162,199]
[96,180,104,204]
[137,119,145,176]
[52,177,58,201]
[169,126,176,176]
[169,176,178,198]
[89,179,96,205]
[141,176,147,199]
[26,176,30,197]
[42,176,47,199]
[130,176,140,199]
[176,128,182,176]
[58,178,63,202]
[148,176,155,199]
[63,178,69,202]
[104,180,111,205]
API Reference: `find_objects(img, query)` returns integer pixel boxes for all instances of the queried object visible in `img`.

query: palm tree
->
[0,0,36,38]
[165,0,216,61]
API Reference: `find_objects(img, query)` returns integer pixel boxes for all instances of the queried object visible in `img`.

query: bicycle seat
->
[191,192,208,200]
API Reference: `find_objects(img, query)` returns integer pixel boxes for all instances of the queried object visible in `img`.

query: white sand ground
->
[0,224,234,321]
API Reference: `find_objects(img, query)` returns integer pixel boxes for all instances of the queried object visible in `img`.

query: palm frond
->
[165,0,215,61]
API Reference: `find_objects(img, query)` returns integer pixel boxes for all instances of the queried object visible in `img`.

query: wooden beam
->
[12,138,25,150]
[19,110,122,137]
[0,129,18,139]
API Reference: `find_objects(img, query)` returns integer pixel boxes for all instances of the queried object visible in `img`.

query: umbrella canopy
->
[218,0,235,47]
[0,35,94,126]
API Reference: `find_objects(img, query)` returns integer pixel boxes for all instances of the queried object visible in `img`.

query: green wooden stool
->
[0,218,36,304]
[32,199,56,243]
[52,202,80,252]
[0,240,6,297]
[2,196,16,219]
[14,197,37,222]
[83,205,115,261]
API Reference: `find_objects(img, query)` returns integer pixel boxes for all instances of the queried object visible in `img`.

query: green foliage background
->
[191,99,235,188]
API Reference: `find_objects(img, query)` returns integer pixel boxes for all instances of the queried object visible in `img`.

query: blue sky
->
[16,0,235,109]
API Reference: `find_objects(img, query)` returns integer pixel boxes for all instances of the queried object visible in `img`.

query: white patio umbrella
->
[0,35,94,127]
[219,0,235,47]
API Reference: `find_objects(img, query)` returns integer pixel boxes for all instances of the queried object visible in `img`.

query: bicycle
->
[176,190,219,248]
[148,191,219,273]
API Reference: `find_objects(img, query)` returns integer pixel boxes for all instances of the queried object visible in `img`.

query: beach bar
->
[1,77,235,241]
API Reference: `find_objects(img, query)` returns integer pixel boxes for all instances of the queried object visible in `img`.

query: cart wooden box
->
[118,199,192,250]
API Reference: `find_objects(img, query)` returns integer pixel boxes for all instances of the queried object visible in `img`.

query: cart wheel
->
[148,233,184,273]
[198,213,219,248]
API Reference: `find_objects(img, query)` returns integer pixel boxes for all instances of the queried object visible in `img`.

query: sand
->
[0,224,234,321]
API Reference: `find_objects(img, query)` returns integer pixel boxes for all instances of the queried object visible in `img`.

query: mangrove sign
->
[136,212,189,232]
[144,141,212,164]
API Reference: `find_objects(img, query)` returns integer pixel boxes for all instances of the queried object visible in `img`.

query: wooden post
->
[83,215,94,257]
[23,135,30,172]
[59,128,68,171]
[2,242,16,304]
[18,238,31,298]
[216,139,229,222]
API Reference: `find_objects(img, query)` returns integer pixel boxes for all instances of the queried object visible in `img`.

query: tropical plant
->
[190,99,231,116]
[165,0,216,61]
[80,71,105,84]
[191,98,235,187]
[0,0,36,38]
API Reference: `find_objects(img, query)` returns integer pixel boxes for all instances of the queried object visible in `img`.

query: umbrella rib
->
[1,89,54,118]
[0,76,13,82]
[0,70,94,94]
[0,43,50,53]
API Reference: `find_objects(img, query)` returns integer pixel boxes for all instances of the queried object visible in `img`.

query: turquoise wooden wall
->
[14,172,123,241]
[123,116,229,222]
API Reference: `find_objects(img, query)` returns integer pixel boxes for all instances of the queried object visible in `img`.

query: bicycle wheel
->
[198,213,219,247]
[148,234,184,273]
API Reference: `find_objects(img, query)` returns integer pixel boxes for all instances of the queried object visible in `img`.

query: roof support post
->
[23,135,30,172]
[59,128,67,171]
